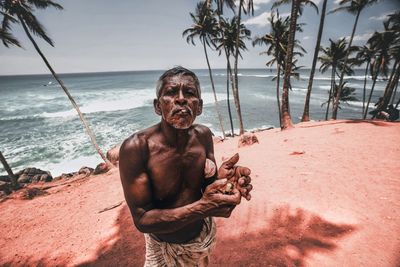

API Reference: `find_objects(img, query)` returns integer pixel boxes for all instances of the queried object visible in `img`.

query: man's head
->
[154,66,203,129]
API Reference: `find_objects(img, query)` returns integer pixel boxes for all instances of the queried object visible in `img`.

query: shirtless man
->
[119,67,252,266]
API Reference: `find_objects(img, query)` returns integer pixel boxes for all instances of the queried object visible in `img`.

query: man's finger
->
[238,176,251,186]
[207,178,227,190]
[235,166,251,177]
[221,153,239,168]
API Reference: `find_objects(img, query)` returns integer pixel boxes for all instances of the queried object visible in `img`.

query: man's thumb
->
[222,153,239,168]
[208,178,228,190]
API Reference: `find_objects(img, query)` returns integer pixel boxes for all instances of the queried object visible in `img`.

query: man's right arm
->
[119,134,241,235]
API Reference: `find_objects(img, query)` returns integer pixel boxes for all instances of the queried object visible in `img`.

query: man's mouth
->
[172,108,192,116]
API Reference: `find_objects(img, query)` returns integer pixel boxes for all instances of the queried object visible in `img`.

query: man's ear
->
[196,99,203,115]
[154,99,162,115]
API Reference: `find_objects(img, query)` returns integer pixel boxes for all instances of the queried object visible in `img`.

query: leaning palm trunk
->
[363,64,381,119]
[301,0,328,122]
[276,63,282,127]
[0,151,19,189]
[233,0,245,135]
[225,55,235,136]
[325,67,336,120]
[332,10,361,119]
[361,61,370,116]
[377,60,400,112]
[280,0,299,129]
[389,61,399,105]
[18,16,110,165]
[202,39,226,139]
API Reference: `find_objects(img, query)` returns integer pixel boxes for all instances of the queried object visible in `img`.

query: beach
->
[1,120,399,266]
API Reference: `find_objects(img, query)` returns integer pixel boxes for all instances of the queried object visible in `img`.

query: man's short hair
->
[156,66,201,98]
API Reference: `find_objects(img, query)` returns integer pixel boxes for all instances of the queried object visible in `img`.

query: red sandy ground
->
[0,120,399,266]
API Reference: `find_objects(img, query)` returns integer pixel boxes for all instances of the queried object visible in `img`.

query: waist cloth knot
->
[144,217,216,267]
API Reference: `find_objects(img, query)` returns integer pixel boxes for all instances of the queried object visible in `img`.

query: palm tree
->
[0,10,20,47]
[330,0,379,119]
[354,44,374,116]
[301,0,328,122]
[363,24,394,119]
[318,38,349,119]
[0,0,111,165]
[253,12,305,127]
[272,0,318,129]
[215,16,251,136]
[232,0,254,135]
[321,82,358,109]
[0,151,19,189]
[183,1,226,138]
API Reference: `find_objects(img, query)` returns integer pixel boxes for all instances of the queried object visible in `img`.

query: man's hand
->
[201,179,241,218]
[218,153,253,201]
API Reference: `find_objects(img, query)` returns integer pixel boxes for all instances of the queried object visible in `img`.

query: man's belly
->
[152,219,204,244]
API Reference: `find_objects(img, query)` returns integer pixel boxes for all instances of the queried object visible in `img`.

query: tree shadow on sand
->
[211,206,356,266]
[78,205,355,267]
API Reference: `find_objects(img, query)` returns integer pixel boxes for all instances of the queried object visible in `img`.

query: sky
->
[0,0,399,75]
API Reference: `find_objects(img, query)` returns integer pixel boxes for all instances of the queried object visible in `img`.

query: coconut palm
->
[363,23,395,119]
[301,0,328,122]
[183,1,226,138]
[0,0,111,165]
[354,44,375,116]
[232,0,254,135]
[330,0,379,119]
[253,12,305,127]
[321,82,358,108]
[318,38,349,119]
[215,16,251,136]
[272,0,318,129]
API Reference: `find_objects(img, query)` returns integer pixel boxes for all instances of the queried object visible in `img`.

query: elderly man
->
[119,66,252,266]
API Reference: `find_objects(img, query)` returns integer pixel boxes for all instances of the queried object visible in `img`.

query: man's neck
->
[160,120,191,151]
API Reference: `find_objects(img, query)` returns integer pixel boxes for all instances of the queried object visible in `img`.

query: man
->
[119,66,252,266]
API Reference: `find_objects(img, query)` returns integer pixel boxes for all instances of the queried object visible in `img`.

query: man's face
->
[154,74,203,129]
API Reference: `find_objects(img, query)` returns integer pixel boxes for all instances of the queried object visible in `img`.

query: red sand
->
[0,120,399,266]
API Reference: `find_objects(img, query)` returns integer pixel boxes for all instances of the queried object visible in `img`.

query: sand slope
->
[0,120,399,266]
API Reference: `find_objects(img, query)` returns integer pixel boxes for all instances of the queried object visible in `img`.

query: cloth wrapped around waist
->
[144,217,216,267]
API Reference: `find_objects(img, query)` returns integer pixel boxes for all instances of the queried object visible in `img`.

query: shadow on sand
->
[299,119,395,128]
[76,205,355,267]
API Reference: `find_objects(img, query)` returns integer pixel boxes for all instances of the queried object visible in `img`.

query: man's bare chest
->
[146,143,207,203]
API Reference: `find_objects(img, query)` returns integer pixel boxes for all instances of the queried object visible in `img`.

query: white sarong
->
[144,217,216,267]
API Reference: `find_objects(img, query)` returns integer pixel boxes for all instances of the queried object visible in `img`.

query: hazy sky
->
[0,0,398,75]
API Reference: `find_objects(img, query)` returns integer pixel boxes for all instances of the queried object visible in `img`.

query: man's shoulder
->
[192,124,213,140]
[120,124,159,155]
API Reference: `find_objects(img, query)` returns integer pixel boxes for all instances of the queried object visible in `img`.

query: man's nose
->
[175,89,187,105]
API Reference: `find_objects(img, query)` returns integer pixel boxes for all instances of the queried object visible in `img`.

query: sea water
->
[0,69,390,176]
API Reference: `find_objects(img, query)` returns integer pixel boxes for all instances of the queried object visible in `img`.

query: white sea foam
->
[41,89,154,118]
[46,155,102,177]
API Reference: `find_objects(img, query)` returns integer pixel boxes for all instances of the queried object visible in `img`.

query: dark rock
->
[238,133,259,148]
[18,188,48,200]
[79,166,94,176]
[16,167,53,184]
[94,162,111,175]
[54,172,77,180]
[107,144,121,165]
[0,181,12,194]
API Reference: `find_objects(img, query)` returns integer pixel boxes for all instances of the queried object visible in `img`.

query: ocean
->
[0,68,389,176]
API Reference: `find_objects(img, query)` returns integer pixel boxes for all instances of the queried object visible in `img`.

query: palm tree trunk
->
[0,151,19,189]
[226,57,234,136]
[326,66,335,120]
[378,60,400,111]
[18,16,111,166]
[363,64,381,119]
[233,0,245,134]
[276,64,282,127]
[281,0,299,130]
[389,61,399,105]
[362,61,370,116]
[202,39,226,139]
[301,0,328,122]
[332,10,361,119]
